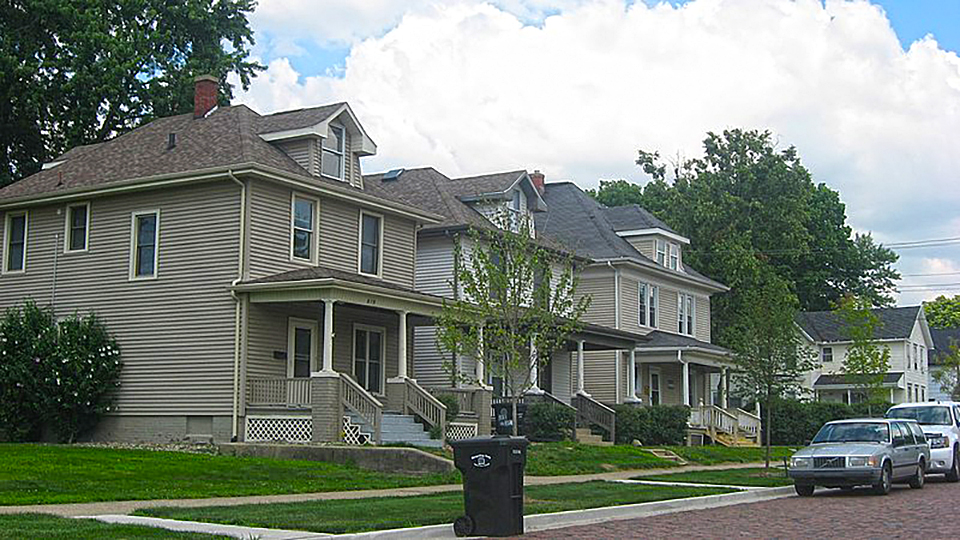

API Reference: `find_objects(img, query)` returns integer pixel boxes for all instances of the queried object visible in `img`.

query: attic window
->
[321,125,345,180]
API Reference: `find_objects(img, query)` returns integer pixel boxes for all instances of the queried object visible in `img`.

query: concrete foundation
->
[218,442,454,475]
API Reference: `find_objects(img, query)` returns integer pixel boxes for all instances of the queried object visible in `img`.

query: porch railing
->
[340,374,383,444]
[405,378,447,436]
[247,377,312,407]
[572,393,616,443]
[735,408,761,437]
[435,387,481,417]
[690,404,754,438]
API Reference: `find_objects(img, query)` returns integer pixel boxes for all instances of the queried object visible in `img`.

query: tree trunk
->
[764,396,772,469]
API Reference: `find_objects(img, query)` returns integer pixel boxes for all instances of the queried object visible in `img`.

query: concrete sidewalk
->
[0,461,771,517]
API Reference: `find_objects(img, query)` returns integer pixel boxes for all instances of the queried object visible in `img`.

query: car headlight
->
[791,457,812,469]
[927,436,948,449]
[847,456,880,468]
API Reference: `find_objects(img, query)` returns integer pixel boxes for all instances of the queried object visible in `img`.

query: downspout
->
[607,261,621,403]
[228,171,246,442]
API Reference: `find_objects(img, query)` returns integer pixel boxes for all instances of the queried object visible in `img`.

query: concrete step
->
[575,428,611,446]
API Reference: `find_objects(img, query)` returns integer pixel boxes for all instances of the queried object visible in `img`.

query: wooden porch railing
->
[405,378,447,436]
[437,387,480,417]
[340,374,383,444]
[689,404,760,443]
[572,393,616,443]
[247,377,312,407]
[735,408,761,437]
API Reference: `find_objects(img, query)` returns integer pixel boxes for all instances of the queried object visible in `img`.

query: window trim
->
[2,210,28,275]
[822,346,833,364]
[656,239,667,266]
[358,210,384,278]
[64,202,91,254]
[648,284,659,329]
[320,123,346,182]
[129,209,160,281]
[287,317,319,378]
[353,323,387,396]
[638,282,648,327]
[669,242,679,270]
[290,193,320,264]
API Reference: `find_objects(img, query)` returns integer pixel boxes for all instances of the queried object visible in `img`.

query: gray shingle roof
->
[931,327,960,365]
[640,330,729,354]
[814,372,904,386]
[797,306,922,343]
[602,205,678,235]
[534,182,726,290]
[242,265,440,299]
[447,170,526,198]
[253,103,346,134]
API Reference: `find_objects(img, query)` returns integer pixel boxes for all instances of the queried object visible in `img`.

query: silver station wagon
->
[788,418,930,496]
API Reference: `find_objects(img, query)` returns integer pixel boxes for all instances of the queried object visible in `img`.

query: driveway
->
[517,478,959,538]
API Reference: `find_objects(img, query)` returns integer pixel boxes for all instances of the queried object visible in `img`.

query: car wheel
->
[947,448,960,483]
[909,461,925,489]
[795,484,815,497]
[872,463,892,496]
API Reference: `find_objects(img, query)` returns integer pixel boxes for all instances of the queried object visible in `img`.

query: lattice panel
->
[342,416,372,445]
[446,422,478,441]
[245,415,312,443]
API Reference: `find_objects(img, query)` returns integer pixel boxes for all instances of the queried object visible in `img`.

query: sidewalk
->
[0,461,770,517]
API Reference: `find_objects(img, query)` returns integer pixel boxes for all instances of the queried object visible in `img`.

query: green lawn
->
[640,467,793,487]
[0,514,226,540]
[525,442,677,475]
[657,445,800,465]
[0,444,459,505]
[137,481,733,534]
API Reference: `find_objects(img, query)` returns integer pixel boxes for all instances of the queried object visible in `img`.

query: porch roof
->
[814,372,904,389]
[566,322,650,351]
[637,330,730,356]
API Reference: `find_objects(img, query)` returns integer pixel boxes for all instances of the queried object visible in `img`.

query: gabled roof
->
[447,170,547,211]
[639,330,729,355]
[254,103,346,134]
[534,182,726,291]
[931,327,960,364]
[602,205,678,234]
[797,306,923,343]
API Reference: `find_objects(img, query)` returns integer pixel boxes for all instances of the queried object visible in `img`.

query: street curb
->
[78,515,333,539]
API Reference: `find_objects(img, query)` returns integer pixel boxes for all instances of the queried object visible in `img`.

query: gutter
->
[593,257,729,293]
[228,171,246,442]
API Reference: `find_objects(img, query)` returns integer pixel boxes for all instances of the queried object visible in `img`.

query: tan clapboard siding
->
[381,214,416,288]
[334,304,400,390]
[318,199,359,274]
[578,272,616,327]
[276,139,314,174]
[620,277,641,334]
[625,237,655,260]
[550,351,572,404]
[415,236,455,298]
[660,285,679,333]
[583,350,616,404]
[246,302,320,379]
[413,326,452,388]
[0,181,241,415]
[696,296,711,342]
[247,180,307,279]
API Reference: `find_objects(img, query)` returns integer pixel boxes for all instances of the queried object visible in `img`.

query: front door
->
[649,367,661,406]
[354,325,384,394]
[287,318,318,378]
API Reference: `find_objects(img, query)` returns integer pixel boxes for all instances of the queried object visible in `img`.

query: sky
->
[233,0,960,307]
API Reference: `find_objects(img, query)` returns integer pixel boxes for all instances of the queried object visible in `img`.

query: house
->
[0,77,458,446]
[797,306,934,404]
[929,327,960,401]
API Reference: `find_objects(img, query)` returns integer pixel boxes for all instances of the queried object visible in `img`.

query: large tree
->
[0,0,263,186]
[837,295,892,413]
[589,130,900,335]
[924,295,960,329]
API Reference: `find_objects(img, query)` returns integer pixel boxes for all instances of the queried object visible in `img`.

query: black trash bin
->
[492,402,527,435]
[450,436,529,537]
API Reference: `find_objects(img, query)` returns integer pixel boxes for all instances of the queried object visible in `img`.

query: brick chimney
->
[194,75,219,118]
[530,169,545,195]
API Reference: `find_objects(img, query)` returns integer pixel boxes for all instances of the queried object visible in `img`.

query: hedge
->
[614,404,690,446]
[524,401,575,442]
[763,398,893,446]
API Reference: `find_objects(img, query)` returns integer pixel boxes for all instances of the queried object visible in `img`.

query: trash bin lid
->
[449,435,530,449]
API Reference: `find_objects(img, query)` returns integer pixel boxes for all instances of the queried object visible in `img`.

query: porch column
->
[680,350,690,406]
[321,299,336,374]
[754,400,761,417]
[576,340,589,396]
[890,387,894,403]
[720,367,729,409]
[527,334,543,394]
[476,325,486,387]
[846,389,852,405]
[625,348,641,403]
[397,310,408,379]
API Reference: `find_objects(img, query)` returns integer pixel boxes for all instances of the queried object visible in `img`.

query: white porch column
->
[527,334,543,394]
[397,310,408,379]
[576,340,589,396]
[320,299,336,374]
[625,348,641,403]
[754,400,761,418]
[721,367,729,409]
[680,350,690,406]
[846,389,852,404]
[476,326,486,387]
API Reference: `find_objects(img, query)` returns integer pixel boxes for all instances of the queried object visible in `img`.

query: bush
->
[524,402,575,442]
[614,405,690,446]
[0,301,122,443]
[433,393,461,422]
[764,398,893,446]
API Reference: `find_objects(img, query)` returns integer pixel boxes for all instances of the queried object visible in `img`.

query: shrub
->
[0,301,122,443]
[433,393,461,422]
[524,402,575,442]
[764,398,893,446]
[614,405,690,446]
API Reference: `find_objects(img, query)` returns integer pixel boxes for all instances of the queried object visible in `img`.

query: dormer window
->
[669,243,680,270]
[656,240,667,266]
[321,124,345,180]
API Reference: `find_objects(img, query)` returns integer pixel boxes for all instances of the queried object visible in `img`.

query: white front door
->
[354,325,385,394]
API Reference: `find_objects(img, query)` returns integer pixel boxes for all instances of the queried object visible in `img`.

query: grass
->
[640,467,793,487]
[524,442,677,475]
[0,444,459,505]
[0,514,226,540]
[137,481,733,534]
[658,445,800,465]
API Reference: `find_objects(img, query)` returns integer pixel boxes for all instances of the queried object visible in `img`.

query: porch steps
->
[714,432,760,447]
[575,428,612,446]
[347,412,444,449]
[645,448,688,465]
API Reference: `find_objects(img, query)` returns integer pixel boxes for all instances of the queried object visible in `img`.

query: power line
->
[900,271,960,278]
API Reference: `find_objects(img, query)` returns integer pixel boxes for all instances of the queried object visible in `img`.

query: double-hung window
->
[822,347,833,364]
[65,203,89,252]
[3,211,27,273]
[638,282,648,327]
[678,293,695,335]
[656,240,667,266]
[647,285,659,328]
[291,195,317,263]
[130,210,159,279]
[913,344,919,370]
[321,124,345,180]
[669,243,680,270]
[359,212,382,276]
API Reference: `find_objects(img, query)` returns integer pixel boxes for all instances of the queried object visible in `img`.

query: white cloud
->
[237,0,960,304]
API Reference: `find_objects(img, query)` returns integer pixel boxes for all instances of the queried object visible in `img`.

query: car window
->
[886,406,953,426]
[908,422,926,444]
[891,423,907,446]
[812,422,890,444]
[954,406,960,426]
[899,423,917,445]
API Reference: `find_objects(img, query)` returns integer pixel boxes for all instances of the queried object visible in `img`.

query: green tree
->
[924,295,960,329]
[932,338,960,400]
[0,0,263,186]
[436,212,590,435]
[837,295,891,412]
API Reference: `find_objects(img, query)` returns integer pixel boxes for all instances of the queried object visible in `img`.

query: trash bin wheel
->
[454,515,474,537]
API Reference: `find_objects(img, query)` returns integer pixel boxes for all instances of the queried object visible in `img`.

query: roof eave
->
[616,227,691,245]
[592,257,729,292]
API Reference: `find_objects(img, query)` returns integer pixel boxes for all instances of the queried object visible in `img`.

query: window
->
[321,124,345,180]
[291,195,317,262]
[687,294,694,335]
[678,293,695,335]
[656,240,667,266]
[822,347,833,363]
[354,325,384,394]
[669,243,679,270]
[648,285,659,328]
[65,203,89,252]
[130,210,159,279]
[287,318,318,378]
[3,211,27,273]
[914,344,919,370]
[359,212,382,276]
[638,283,648,326]
[920,346,925,372]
